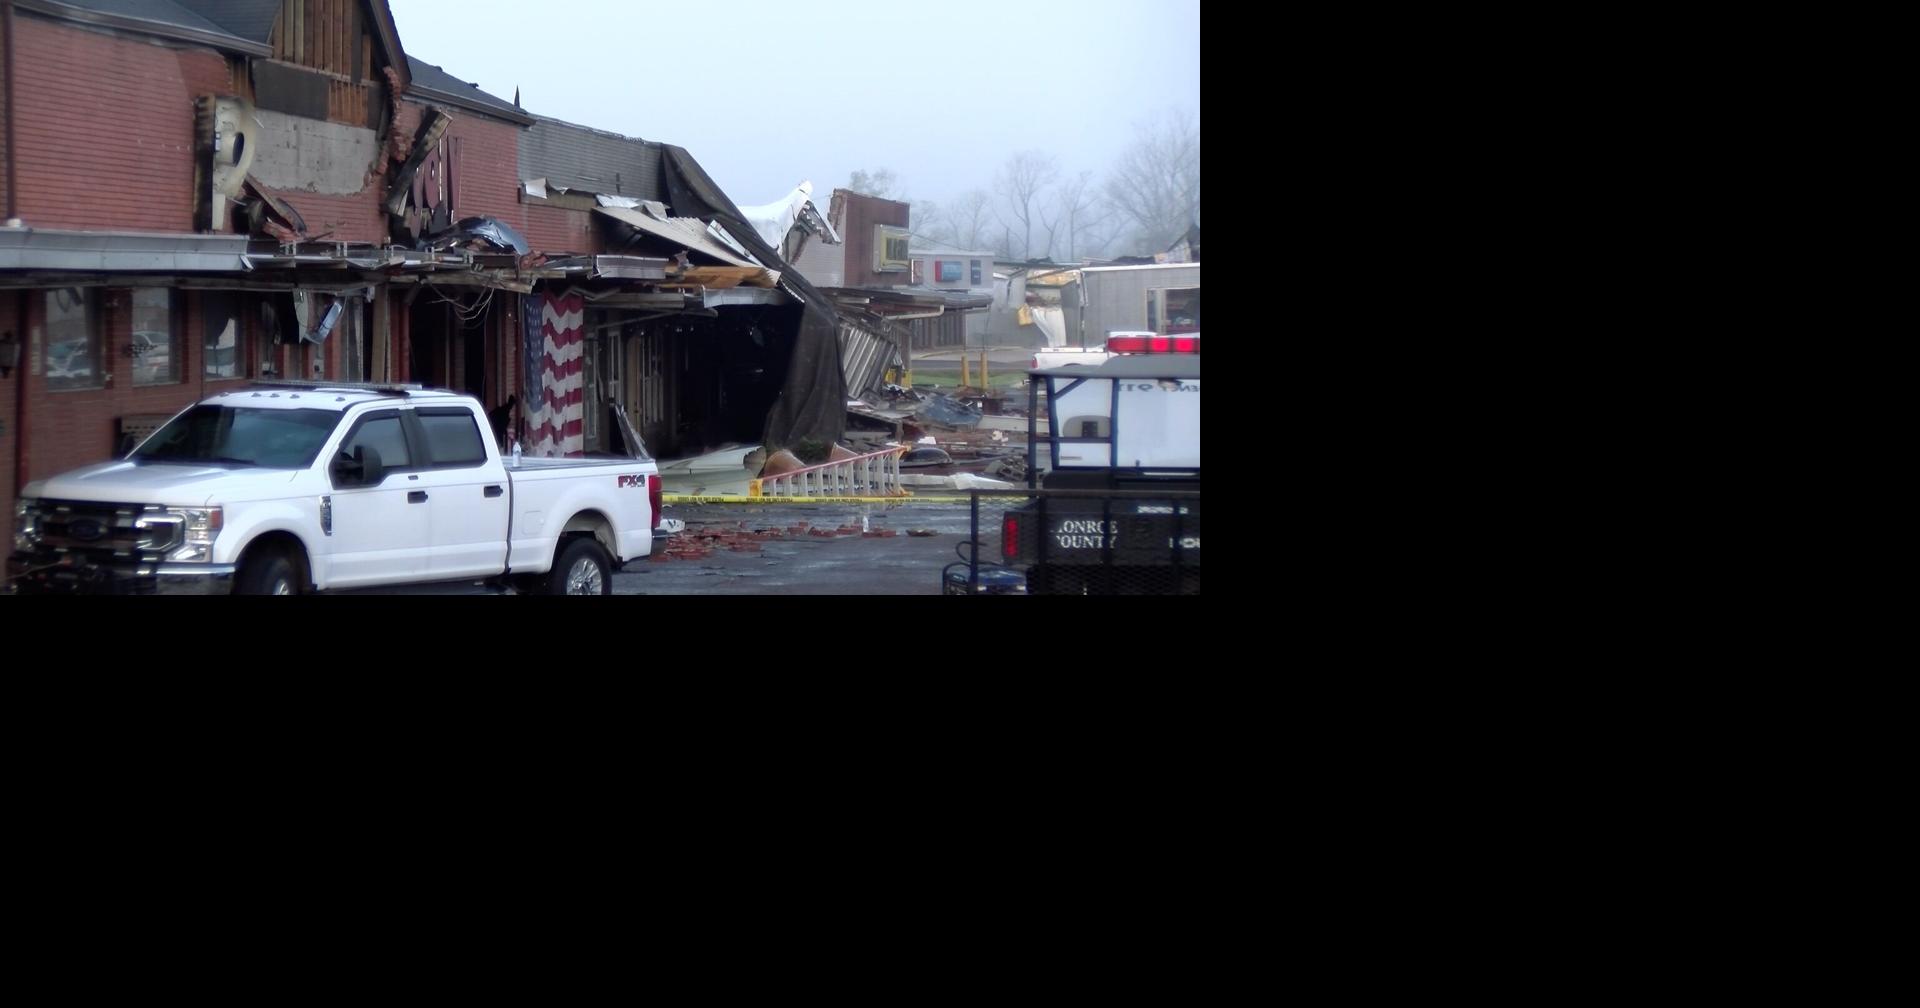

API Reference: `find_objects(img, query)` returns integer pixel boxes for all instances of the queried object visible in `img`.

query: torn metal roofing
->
[739,182,842,250]
[520,117,665,203]
[595,204,760,270]
[405,57,535,126]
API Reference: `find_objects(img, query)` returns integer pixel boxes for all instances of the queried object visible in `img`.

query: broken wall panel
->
[252,59,331,119]
[243,179,386,244]
[248,109,380,195]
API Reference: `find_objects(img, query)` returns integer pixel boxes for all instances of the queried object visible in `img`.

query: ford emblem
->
[67,518,105,542]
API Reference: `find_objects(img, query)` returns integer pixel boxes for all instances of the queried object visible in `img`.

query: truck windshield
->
[131,405,340,468]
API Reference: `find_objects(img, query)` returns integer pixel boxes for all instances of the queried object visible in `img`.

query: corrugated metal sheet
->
[594,206,757,268]
[839,318,897,398]
[519,117,665,202]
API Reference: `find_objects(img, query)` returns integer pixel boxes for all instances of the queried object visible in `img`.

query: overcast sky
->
[389,0,1199,210]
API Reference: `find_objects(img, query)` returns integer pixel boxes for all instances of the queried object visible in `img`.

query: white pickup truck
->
[8,382,659,595]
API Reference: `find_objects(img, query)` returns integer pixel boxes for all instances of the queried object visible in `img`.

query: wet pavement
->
[617,499,979,595]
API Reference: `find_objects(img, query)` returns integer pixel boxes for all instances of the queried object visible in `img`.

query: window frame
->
[203,291,244,380]
[333,408,421,483]
[405,407,491,470]
[130,287,182,387]
[1145,286,1202,335]
[44,287,103,392]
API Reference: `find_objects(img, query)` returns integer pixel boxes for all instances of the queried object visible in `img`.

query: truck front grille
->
[27,499,178,566]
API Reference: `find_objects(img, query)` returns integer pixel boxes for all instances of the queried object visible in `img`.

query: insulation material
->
[1031,306,1069,347]
[522,292,586,457]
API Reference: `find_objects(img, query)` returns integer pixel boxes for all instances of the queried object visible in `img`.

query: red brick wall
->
[841,194,911,288]
[522,203,595,254]
[9,16,233,232]
[397,101,597,256]
[248,184,388,244]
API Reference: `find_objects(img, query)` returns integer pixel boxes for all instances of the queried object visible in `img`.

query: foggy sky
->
[388,0,1200,211]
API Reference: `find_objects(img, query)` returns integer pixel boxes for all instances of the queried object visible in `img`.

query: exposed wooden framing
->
[275,0,367,78]
[679,266,778,289]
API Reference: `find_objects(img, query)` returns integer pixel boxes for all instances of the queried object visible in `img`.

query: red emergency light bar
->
[1106,334,1200,354]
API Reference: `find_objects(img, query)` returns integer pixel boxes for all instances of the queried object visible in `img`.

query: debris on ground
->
[916,392,983,429]
[646,517,931,561]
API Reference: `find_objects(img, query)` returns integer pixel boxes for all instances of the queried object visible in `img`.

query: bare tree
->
[994,150,1060,260]
[946,189,994,250]
[847,168,901,199]
[909,198,943,243]
[1040,170,1110,263]
[1102,109,1200,255]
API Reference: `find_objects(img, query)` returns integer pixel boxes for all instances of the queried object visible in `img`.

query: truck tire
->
[547,537,612,595]
[236,549,299,595]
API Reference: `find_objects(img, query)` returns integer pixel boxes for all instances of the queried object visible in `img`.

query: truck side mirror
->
[331,445,385,487]
[357,445,385,486]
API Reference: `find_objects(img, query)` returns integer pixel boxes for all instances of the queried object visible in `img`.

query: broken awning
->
[593,204,760,270]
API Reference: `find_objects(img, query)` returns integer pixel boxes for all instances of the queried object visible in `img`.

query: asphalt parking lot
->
[616,499,980,595]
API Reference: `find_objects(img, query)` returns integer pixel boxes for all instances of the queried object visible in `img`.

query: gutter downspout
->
[11,292,22,506]
[5,1,22,508]
[5,0,18,225]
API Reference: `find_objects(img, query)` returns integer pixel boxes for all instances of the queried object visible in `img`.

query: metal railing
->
[749,445,911,498]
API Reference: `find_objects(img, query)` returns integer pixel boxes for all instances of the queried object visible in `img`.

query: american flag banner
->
[520,291,585,457]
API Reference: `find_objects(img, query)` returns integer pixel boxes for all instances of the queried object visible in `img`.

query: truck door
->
[325,409,430,588]
[404,407,510,581]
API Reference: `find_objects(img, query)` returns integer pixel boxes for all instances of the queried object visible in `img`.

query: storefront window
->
[1148,287,1201,334]
[204,292,241,379]
[132,289,179,385]
[45,288,101,391]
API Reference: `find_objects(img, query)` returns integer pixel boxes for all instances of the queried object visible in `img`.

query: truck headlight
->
[14,498,39,551]
[164,507,223,563]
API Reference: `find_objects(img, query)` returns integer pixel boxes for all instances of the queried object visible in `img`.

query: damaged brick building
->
[1,0,845,524]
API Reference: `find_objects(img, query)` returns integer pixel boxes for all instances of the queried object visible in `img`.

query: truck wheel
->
[237,550,299,595]
[548,537,612,595]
